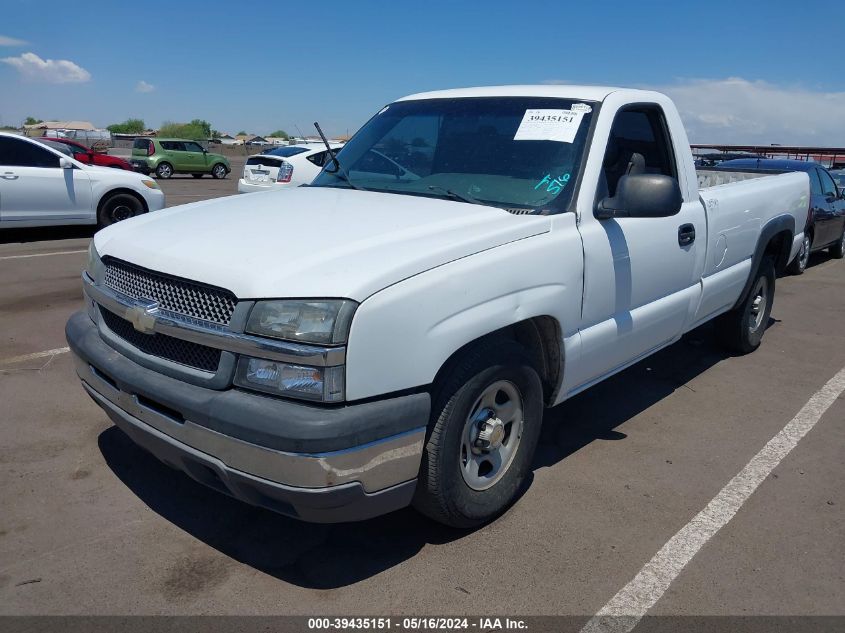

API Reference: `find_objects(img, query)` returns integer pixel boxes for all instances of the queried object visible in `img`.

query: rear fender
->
[734,214,794,309]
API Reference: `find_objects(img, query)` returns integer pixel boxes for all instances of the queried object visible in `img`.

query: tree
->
[106,118,146,134]
[24,116,43,126]
[158,120,213,140]
[268,130,289,139]
[236,130,247,136]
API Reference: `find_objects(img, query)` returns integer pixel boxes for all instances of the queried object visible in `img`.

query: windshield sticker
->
[535,172,571,195]
[514,109,584,143]
[571,103,592,113]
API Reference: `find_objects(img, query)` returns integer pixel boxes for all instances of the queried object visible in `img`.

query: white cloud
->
[647,77,845,146]
[0,51,90,83]
[135,80,155,93]
[0,35,27,46]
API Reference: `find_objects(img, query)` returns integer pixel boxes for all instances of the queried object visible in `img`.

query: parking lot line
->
[0,250,86,261]
[581,364,845,633]
[0,347,70,365]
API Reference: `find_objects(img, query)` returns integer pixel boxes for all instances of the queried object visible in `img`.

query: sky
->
[1,0,844,144]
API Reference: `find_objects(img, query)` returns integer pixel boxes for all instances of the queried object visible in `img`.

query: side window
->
[809,169,824,196]
[818,169,838,197]
[160,141,185,151]
[0,137,60,168]
[307,151,328,167]
[600,106,677,198]
[184,142,204,153]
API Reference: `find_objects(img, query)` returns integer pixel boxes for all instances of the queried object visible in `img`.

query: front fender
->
[344,217,584,401]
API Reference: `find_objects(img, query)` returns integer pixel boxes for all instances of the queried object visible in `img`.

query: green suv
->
[131,138,231,179]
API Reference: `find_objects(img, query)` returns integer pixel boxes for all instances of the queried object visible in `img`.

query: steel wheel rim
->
[798,235,810,269]
[460,380,524,491]
[111,204,133,222]
[214,165,225,177]
[748,276,768,333]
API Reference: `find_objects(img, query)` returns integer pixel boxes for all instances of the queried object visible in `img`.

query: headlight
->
[86,241,103,280]
[141,179,159,190]
[246,299,357,345]
[234,357,345,402]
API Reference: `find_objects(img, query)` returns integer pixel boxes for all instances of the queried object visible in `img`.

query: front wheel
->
[716,256,775,354]
[97,193,144,228]
[413,340,543,528]
[211,163,227,179]
[155,162,173,179]
[830,228,845,259]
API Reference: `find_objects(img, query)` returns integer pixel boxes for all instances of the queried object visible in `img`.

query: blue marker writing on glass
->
[535,172,570,195]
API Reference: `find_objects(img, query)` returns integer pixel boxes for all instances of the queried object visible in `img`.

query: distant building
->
[23,120,96,135]
[265,136,290,146]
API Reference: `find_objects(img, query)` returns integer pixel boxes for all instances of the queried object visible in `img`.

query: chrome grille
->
[103,259,236,325]
[100,308,221,372]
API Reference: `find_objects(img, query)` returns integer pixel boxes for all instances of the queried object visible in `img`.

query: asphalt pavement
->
[0,176,842,618]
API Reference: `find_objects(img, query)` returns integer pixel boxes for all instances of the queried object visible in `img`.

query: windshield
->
[311,97,596,213]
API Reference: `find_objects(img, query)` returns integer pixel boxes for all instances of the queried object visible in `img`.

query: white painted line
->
[581,365,845,633]
[0,347,70,365]
[0,249,86,261]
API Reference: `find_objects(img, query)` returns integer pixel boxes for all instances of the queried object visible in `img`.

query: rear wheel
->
[413,340,543,528]
[192,173,203,179]
[97,193,144,228]
[211,163,227,179]
[787,233,811,275]
[716,256,775,354]
[830,227,845,259]
[155,162,173,179]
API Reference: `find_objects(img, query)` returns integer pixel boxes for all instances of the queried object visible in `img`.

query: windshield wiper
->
[313,121,364,191]
[427,185,485,206]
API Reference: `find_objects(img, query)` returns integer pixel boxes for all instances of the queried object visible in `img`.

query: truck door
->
[572,104,706,389]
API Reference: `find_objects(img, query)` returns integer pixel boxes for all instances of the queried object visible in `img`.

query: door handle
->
[1,171,19,180]
[678,223,696,246]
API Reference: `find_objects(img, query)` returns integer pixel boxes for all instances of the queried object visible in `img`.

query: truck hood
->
[95,187,550,300]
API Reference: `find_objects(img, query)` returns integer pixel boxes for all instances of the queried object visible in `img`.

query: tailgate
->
[243,156,284,183]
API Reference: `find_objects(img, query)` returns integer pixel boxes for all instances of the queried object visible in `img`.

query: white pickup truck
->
[67,86,809,527]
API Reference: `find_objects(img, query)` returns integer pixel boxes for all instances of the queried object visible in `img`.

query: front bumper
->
[66,311,429,522]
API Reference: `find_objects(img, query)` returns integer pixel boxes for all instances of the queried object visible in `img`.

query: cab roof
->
[396,85,630,103]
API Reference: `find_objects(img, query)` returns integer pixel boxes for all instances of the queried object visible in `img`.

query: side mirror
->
[202,148,208,153]
[596,174,682,219]
[59,157,73,169]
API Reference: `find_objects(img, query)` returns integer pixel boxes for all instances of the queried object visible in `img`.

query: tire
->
[830,227,845,259]
[786,232,811,275]
[155,162,173,179]
[192,173,204,179]
[716,256,775,354]
[413,339,544,528]
[211,163,227,179]
[97,193,144,228]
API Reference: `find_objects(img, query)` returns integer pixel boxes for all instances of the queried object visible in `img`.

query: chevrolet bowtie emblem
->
[126,298,159,334]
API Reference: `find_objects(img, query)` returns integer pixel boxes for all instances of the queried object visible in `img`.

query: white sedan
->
[0,132,165,229]
[237,143,344,193]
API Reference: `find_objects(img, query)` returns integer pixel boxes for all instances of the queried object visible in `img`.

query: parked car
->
[716,159,845,273]
[238,143,344,193]
[42,136,135,171]
[131,138,231,179]
[67,86,808,527]
[0,133,165,228]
